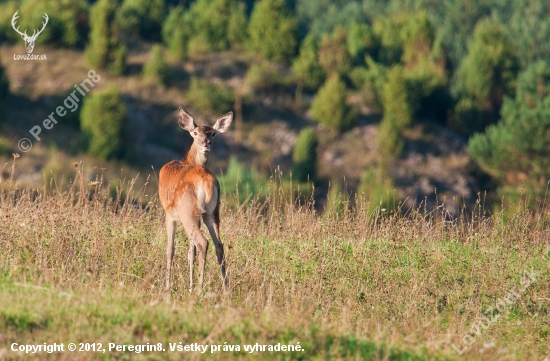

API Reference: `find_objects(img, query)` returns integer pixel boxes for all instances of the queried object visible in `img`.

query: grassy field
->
[0,161,549,360]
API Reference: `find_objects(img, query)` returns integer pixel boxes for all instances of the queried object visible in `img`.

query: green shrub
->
[349,57,388,109]
[468,60,550,203]
[247,0,298,64]
[0,137,11,156]
[219,156,270,205]
[455,19,519,125]
[292,35,325,92]
[227,1,248,48]
[162,6,188,60]
[189,0,235,54]
[347,21,377,65]
[187,77,234,115]
[118,0,165,40]
[86,0,126,76]
[450,97,484,136]
[318,27,352,76]
[311,74,356,132]
[0,2,20,44]
[16,0,89,48]
[358,165,397,215]
[80,87,126,160]
[292,128,318,182]
[0,58,9,101]
[246,61,289,91]
[372,16,404,65]
[377,66,414,157]
[142,45,170,86]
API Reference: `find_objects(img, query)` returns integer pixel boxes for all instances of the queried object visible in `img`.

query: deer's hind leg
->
[179,205,209,294]
[203,208,228,293]
[164,215,177,291]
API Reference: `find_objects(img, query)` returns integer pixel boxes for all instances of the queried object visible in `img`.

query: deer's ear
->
[213,112,233,133]
[177,107,196,132]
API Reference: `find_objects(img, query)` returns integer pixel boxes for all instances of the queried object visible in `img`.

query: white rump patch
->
[196,181,218,214]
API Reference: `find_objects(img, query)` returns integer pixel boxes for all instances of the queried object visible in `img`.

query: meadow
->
[0,160,549,361]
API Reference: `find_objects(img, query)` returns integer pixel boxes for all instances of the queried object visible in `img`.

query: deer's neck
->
[184,143,209,167]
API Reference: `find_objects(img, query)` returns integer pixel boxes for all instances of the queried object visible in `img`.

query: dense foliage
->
[247,0,298,64]
[468,61,550,203]
[80,87,127,160]
[86,0,126,75]
[118,0,165,40]
[142,44,170,85]
[311,74,356,132]
[292,128,318,182]
[0,0,549,208]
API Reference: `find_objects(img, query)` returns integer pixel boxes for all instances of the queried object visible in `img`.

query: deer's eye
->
[212,133,216,137]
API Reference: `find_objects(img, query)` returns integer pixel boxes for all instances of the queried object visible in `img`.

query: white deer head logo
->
[11,11,49,54]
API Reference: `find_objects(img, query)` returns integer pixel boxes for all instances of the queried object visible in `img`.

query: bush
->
[318,27,352,77]
[450,97,484,136]
[0,2,21,44]
[455,19,519,125]
[311,74,356,132]
[16,0,89,48]
[118,0,165,40]
[349,57,388,109]
[292,35,325,92]
[248,0,298,64]
[358,164,397,215]
[372,16,404,65]
[347,21,377,65]
[377,66,414,157]
[227,1,248,48]
[468,60,550,203]
[187,77,234,115]
[0,137,11,156]
[292,128,318,182]
[0,58,9,101]
[188,0,249,54]
[246,61,289,92]
[142,45,170,86]
[86,0,126,76]
[80,87,126,160]
[162,6,188,60]
[219,156,270,205]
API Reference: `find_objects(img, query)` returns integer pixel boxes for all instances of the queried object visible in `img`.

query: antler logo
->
[11,11,49,54]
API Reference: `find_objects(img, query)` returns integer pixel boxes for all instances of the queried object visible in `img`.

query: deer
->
[159,107,232,294]
[11,11,49,54]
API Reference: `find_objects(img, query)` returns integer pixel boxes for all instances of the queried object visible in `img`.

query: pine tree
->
[162,6,188,60]
[377,66,414,157]
[86,0,126,75]
[318,27,352,77]
[80,87,126,160]
[292,128,318,182]
[118,0,165,40]
[311,74,356,132]
[455,19,519,129]
[468,60,550,202]
[142,45,170,86]
[292,35,325,92]
[248,0,298,64]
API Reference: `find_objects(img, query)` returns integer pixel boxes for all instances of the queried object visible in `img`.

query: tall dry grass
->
[0,157,549,360]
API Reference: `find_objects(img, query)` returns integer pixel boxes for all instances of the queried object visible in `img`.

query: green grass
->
[0,166,549,360]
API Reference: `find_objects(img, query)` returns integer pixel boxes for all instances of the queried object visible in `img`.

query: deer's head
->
[11,11,49,54]
[177,107,232,159]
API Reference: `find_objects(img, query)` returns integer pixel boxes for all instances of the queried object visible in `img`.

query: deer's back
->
[159,160,220,215]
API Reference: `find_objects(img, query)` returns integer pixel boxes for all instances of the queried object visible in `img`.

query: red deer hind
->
[159,107,232,294]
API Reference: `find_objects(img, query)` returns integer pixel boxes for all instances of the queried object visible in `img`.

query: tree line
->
[0,0,549,208]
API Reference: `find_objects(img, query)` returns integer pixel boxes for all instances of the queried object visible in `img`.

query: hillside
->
[0,44,481,212]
